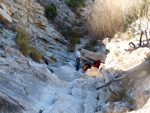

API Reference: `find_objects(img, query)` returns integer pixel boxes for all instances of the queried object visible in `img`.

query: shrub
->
[108,88,127,102]
[73,21,84,27]
[45,3,58,20]
[29,48,42,63]
[87,0,149,39]
[68,36,80,53]
[131,0,150,18]
[68,47,75,53]
[66,0,86,9]
[16,27,30,57]
[84,44,97,52]
[61,29,82,52]
[83,39,97,52]
[70,36,81,44]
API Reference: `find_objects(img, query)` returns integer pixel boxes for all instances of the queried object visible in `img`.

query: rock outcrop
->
[82,49,106,63]
[0,0,70,63]
[0,3,11,15]
[94,24,150,112]
[0,5,12,24]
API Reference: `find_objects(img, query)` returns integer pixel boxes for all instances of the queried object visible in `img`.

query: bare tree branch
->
[129,17,150,50]
[139,31,144,46]
[96,74,126,90]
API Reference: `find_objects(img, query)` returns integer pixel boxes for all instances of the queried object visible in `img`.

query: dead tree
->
[96,74,126,90]
[129,17,150,49]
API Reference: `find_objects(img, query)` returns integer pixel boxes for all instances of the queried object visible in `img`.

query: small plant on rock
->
[66,0,86,9]
[16,27,31,57]
[68,46,75,53]
[61,29,82,52]
[45,3,58,20]
[108,88,127,102]
[29,47,42,63]
[83,39,98,52]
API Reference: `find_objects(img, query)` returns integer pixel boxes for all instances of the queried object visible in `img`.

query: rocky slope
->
[0,25,100,113]
[1,0,150,113]
[1,0,70,63]
[94,18,150,113]
[0,0,100,113]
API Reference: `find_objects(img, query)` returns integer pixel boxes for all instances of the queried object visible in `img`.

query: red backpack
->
[93,60,101,68]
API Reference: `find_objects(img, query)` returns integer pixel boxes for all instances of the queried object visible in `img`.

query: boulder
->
[86,67,102,78]
[0,8,12,24]
[82,49,106,63]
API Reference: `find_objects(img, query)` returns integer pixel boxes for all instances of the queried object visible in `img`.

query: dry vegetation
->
[88,0,150,39]
[16,27,42,63]
[16,27,31,57]
[108,88,127,102]
[30,47,42,63]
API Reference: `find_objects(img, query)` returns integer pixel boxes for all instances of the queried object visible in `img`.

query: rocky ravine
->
[0,0,99,113]
[1,26,150,113]
[1,21,150,113]
[0,25,100,113]
[1,0,150,113]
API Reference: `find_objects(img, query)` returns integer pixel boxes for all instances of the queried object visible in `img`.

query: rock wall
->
[0,0,69,62]
[82,49,106,63]
[0,26,100,113]
[36,0,77,30]
[94,27,150,112]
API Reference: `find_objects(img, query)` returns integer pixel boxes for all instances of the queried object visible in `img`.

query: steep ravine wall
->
[1,0,150,113]
[1,0,70,62]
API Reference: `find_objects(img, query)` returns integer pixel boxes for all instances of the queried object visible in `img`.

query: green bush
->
[68,46,75,53]
[84,45,97,52]
[73,21,84,27]
[68,36,80,53]
[45,3,58,20]
[83,39,97,52]
[66,0,86,9]
[29,48,42,63]
[16,27,30,57]
[70,37,81,44]
[61,29,82,52]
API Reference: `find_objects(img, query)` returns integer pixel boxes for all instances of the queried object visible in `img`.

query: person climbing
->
[76,48,82,71]
[93,60,101,68]
[83,62,91,71]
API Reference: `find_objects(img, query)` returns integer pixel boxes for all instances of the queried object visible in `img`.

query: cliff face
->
[1,0,70,63]
[0,1,99,113]
[0,26,98,113]
[94,18,150,113]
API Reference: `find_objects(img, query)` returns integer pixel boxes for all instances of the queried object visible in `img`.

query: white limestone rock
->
[0,8,12,24]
